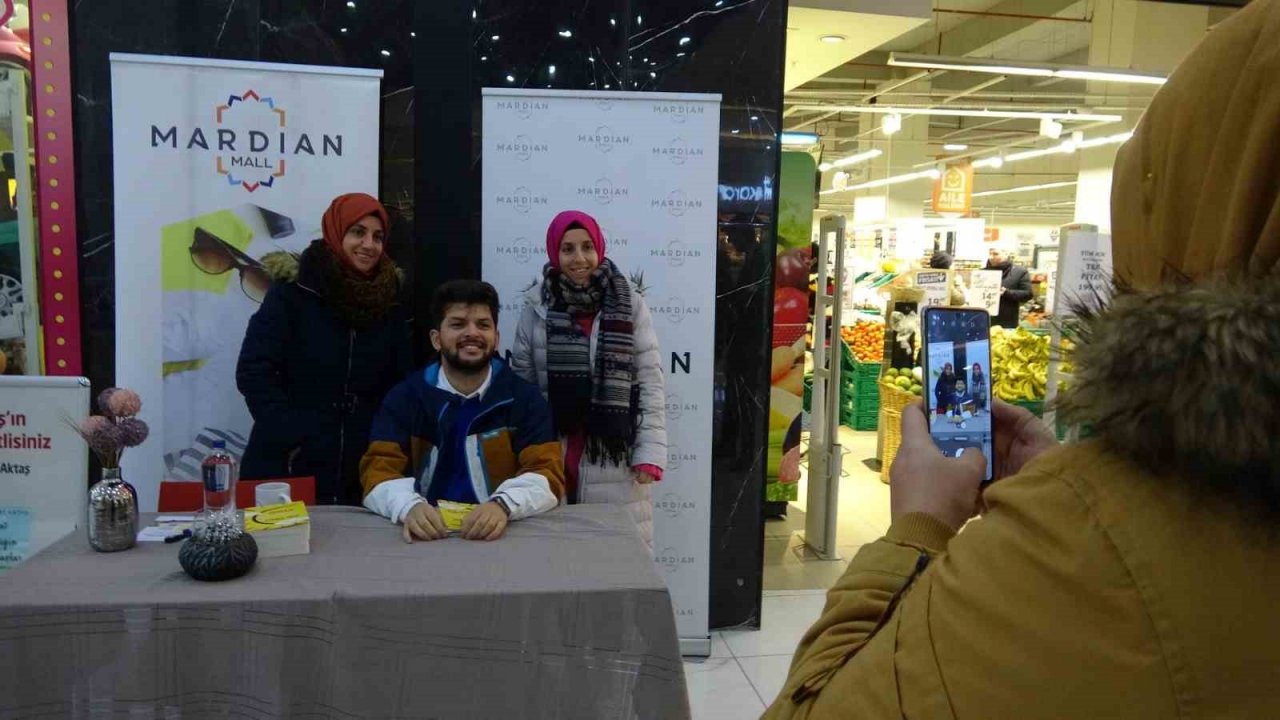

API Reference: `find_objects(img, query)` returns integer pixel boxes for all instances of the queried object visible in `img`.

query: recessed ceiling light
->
[943,143,968,151]
[820,35,846,44]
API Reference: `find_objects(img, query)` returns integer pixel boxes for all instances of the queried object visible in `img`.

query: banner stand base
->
[680,636,712,658]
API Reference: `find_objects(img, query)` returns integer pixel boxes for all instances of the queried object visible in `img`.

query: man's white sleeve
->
[363,477,425,524]
[491,473,558,521]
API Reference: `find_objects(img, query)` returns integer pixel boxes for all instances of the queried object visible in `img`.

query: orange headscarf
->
[1111,0,1280,287]
[321,193,391,274]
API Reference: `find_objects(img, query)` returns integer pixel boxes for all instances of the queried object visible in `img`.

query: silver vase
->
[88,467,138,552]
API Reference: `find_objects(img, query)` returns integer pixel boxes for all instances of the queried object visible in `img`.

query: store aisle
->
[762,428,890,592]
[685,590,827,719]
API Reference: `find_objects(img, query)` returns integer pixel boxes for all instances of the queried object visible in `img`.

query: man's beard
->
[442,345,493,372]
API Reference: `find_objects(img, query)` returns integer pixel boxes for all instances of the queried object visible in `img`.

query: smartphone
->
[921,307,995,483]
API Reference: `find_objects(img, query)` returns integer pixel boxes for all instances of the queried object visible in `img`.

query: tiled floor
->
[685,428,891,719]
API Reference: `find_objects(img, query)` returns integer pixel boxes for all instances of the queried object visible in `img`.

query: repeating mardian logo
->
[493,134,548,162]
[652,102,706,124]
[665,391,699,421]
[651,190,704,217]
[651,137,704,166]
[578,125,631,154]
[667,444,698,471]
[577,178,629,206]
[656,546,696,575]
[651,296,701,325]
[600,226,630,250]
[656,491,696,519]
[150,89,345,193]
[595,99,615,112]
[651,239,703,268]
[495,186,550,215]
[495,236,538,265]
[494,98,549,120]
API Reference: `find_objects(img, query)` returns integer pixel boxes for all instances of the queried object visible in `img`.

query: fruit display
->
[989,326,1074,402]
[882,366,923,396]
[839,319,885,362]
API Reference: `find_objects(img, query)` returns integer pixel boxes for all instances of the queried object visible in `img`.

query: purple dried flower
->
[79,415,110,437]
[97,388,117,416]
[105,389,142,418]
[85,422,123,455]
[117,418,149,447]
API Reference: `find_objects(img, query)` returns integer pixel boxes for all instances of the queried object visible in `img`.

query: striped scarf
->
[542,257,636,466]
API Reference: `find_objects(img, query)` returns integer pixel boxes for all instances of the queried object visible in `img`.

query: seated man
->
[360,279,564,541]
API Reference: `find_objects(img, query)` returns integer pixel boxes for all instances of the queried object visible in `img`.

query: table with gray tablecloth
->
[0,505,689,719]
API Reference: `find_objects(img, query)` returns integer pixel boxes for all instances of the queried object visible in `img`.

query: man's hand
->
[402,502,448,543]
[991,399,1058,480]
[890,401,986,531]
[461,501,509,541]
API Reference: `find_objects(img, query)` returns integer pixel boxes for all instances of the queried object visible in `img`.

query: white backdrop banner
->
[110,54,382,511]
[481,88,720,645]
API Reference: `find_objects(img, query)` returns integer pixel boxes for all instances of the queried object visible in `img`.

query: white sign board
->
[913,269,952,308]
[110,54,383,510]
[1053,231,1113,316]
[967,270,1003,315]
[0,376,91,573]
[481,88,720,648]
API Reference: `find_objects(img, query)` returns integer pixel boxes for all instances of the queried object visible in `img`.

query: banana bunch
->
[991,327,1052,402]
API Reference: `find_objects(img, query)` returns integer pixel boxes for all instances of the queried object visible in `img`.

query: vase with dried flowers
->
[71,388,149,552]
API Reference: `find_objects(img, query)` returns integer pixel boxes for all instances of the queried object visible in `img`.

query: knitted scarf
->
[301,240,400,329]
[542,257,636,466]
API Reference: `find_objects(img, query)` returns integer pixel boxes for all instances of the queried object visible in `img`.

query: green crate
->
[853,410,879,431]
[802,376,813,412]
[855,393,880,414]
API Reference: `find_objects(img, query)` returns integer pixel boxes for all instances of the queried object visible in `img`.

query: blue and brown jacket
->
[359,359,565,522]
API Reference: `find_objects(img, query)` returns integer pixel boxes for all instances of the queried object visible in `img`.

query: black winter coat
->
[989,261,1033,329]
[235,251,411,505]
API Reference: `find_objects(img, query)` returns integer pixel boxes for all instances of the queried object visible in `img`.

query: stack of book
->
[244,501,310,558]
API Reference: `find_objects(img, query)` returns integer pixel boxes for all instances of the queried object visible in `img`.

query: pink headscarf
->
[545,210,606,268]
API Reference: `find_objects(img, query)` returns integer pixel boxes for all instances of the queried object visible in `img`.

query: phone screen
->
[922,307,995,483]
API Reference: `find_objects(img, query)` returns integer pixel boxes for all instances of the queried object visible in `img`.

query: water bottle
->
[201,440,237,521]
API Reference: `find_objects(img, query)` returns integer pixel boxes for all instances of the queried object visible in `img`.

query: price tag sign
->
[1054,231,1113,317]
[913,269,952,308]
[967,270,1003,315]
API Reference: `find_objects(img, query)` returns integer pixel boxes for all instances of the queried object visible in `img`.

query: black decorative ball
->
[179,532,258,581]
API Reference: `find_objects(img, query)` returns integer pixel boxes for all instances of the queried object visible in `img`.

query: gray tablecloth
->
[0,505,688,719]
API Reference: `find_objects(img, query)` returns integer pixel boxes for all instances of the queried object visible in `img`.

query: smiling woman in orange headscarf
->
[236,193,411,505]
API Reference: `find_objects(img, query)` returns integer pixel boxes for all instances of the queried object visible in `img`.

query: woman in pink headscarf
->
[510,210,667,547]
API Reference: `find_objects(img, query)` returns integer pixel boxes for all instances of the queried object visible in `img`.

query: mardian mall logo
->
[495,98,549,120]
[496,186,550,214]
[656,546,696,574]
[496,236,537,265]
[651,190,703,217]
[656,492,696,519]
[494,134,548,162]
[667,444,698,471]
[578,178,629,206]
[150,89,345,193]
[651,296,701,325]
[652,137,704,166]
[578,125,631,154]
[651,239,702,268]
[653,103,706,124]
[665,391,699,421]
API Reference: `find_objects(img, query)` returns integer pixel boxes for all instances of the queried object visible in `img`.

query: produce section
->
[989,327,1073,403]
[839,318,884,363]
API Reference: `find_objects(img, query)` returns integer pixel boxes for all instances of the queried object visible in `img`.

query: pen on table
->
[164,529,192,544]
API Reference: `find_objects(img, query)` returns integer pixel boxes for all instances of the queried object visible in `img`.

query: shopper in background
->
[510,210,666,547]
[764,1,1280,716]
[237,193,411,505]
[986,244,1032,328]
[928,250,967,305]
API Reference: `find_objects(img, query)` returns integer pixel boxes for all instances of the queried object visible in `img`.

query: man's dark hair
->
[429,279,501,330]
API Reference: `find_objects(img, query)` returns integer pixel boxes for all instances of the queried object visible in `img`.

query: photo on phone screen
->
[922,308,995,483]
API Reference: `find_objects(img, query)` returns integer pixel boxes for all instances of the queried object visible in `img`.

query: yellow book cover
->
[244,501,310,533]
[437,500,477,532]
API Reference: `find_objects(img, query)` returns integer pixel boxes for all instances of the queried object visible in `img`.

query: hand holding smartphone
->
[920,307,996,484]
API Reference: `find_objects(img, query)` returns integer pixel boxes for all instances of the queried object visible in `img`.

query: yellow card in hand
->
[437,500,477,532]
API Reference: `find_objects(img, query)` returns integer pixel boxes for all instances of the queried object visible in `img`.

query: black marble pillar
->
[69,0,783,630]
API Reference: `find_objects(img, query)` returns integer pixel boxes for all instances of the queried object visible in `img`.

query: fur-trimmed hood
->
[1057,275,1280,510]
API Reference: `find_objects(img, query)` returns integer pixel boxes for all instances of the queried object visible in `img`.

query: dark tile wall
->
[70,0,784,629]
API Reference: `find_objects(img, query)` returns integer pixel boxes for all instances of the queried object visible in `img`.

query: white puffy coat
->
[509,283,667,547]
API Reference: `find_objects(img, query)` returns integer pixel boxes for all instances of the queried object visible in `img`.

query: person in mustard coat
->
[765,1,1280,717]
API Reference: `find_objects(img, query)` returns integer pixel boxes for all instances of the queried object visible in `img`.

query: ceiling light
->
[888,51,1166,86]
[1039,117,1063,139]
[751,115,759,121]
[410,31,416,38]
[820,35,846,44]
[821,168,940,194]
[1076,130,1134,149]
[970,131,1131,169]
[610,18,617,26]
[943,143,968,151]
[829,148,882,169]
[346,1,355,7]
[506,75,515,83]
[679,37,692,45]
[971,181,1077,198]
[339,27,348,33]
[731,129,740,134]
[480,56,488,61]
[832,171,850,191]
[974,155,1004,170]
[549,65,556,75]
[491,35,500,41]
[791,104,1122,124]
[558,30,572,38]
[881,113,902,137]
[380,49,391,57]
[650,71,657,78]
[819,162,832,172]
[780,132,819,146]
[676,52,686,57]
